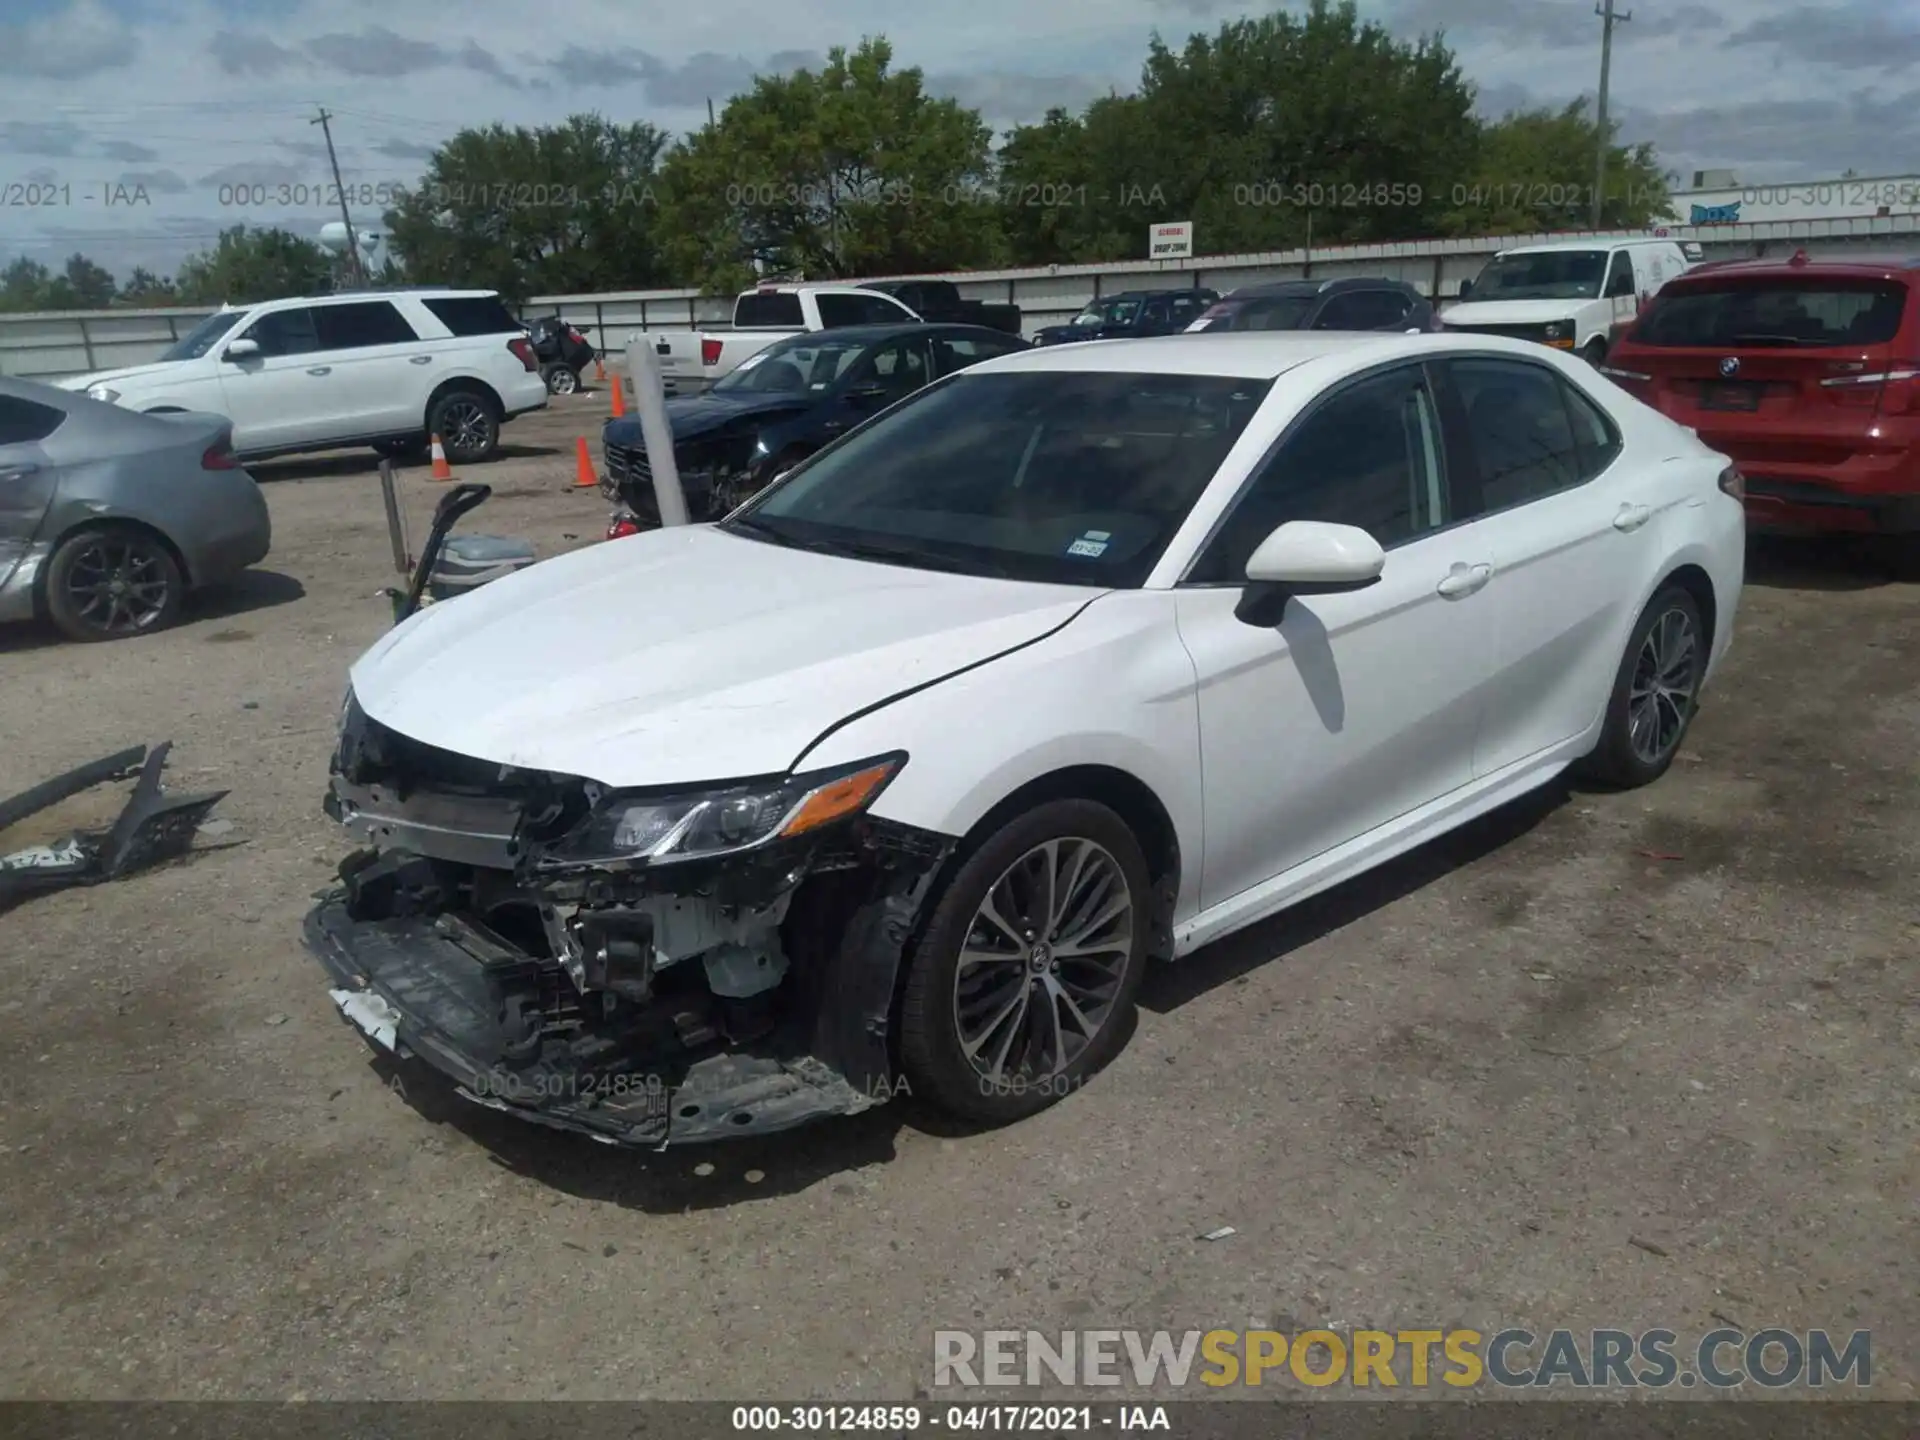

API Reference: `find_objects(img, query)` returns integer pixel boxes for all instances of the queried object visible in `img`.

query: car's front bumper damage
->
[302,700,954,1147]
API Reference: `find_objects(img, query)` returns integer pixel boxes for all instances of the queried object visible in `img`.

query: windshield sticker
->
[1066,531,1111,558]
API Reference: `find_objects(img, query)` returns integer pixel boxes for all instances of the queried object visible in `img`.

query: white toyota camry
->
[307,331,1745,1147]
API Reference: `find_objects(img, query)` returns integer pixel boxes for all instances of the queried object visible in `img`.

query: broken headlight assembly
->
[545,753,907,869]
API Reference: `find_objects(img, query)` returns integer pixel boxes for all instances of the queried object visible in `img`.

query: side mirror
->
[1236,521,1384,626]
[1456,279,1474,299]
[223,338,261,361]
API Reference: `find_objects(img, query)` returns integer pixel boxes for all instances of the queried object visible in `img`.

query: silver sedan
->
[0,375,271,642]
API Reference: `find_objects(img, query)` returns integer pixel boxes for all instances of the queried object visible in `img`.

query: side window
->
[1445,358,1585,512]
[852,337,932,399]
[1355,290,1414,328]
[1605,251,1637,298]
[861,294,917,325]
[0,395,66,445]
[313,301,420,350]
[1168,295,1204,328]
[1188,365,1448,584]
[1560,378,1622,481]
[1142,297,1171,330]
[239,306,320,358]
[932,334,1022,375]
[1313,293,1367,329]
[814,294,866,329]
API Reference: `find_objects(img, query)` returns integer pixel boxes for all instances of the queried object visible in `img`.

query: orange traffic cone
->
[428,433,453,482]
[609,375,627,418]
[573,436,598,489]
[593,356,607,383]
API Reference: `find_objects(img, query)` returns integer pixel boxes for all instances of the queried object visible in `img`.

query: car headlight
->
[1542,322,1565,341]
[550,753,906,867]
[86,385,121,403]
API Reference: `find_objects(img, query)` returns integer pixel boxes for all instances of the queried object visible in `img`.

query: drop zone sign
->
[1150,221,1194,260]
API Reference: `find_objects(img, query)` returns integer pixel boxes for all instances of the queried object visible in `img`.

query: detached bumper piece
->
[0,741,229,907]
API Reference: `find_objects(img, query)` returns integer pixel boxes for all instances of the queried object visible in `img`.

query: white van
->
[1440,237,1699,364]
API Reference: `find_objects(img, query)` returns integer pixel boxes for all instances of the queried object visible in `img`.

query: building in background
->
[1663,171,1920,228]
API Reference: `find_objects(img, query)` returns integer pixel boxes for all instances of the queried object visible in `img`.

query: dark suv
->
[1031,289,1219,346]
[1604,252,1920,535]
[1188,277,1438,333]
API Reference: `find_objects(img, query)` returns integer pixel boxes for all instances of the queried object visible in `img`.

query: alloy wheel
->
[63,534,174,636]
[440,398,491,454]
[952,837,1135,1086]
[1627,605,1698,764]
[548,367,578,395]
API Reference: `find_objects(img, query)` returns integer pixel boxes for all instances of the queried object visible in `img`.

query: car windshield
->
[158,311,241,361]
[713,335,871,393]
[1075,298,1141,327]
[1634,280,1909,348]
[1228,295,1317,331]
[1470,251,1608,301]
[720,370,1272,587]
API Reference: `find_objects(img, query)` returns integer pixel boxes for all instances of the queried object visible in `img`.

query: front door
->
[214,306,327,453]
[1173,361,1504,911]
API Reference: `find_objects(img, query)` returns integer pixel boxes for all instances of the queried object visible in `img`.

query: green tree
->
[118,266,178,305]
[1442,100,1672,235]
[384,114,670,301]
[173,226,334,305]
[52,252,118,308]
[657,38,1003,293]
[999,0,1480,263]
[0,257,55,311]
[995,98,1161,266]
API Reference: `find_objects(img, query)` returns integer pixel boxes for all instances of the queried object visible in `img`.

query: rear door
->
[1623,275,1912,477]
[1604,250,1641,328]
[308,299,425,438]
[1433,355,1668,775]
[0,393,67,599]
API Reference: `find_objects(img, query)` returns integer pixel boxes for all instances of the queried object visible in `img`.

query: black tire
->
[543,363,580,396]
[373,436,427,462]
[898,798,1152,1124]
[43,524,185,643]
[1577,583,1707,789]
[427,388,500,465]
[1581,338,1608,368]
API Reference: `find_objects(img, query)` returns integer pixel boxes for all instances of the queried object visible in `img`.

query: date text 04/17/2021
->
[729,1404,1171,1431]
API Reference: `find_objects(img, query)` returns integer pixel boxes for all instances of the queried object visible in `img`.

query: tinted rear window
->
[735,292,805,328]
[421,296,522,336]
[1635,280,1910,348]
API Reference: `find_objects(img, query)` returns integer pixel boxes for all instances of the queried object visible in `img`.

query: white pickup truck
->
[634,283,924,394]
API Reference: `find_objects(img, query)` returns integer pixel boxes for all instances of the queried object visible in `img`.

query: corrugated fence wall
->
[2,216,1913,382]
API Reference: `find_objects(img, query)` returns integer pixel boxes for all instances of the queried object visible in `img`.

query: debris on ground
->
[0,742,230,908]
[1197,1226,1237,1242]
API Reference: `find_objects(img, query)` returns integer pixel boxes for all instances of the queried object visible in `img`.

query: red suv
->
[1602,252,1920,534]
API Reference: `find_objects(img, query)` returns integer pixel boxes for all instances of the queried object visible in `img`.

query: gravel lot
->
[0,388,1913,1400]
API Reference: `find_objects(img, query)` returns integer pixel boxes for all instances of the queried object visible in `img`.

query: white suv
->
[56,289,550,465]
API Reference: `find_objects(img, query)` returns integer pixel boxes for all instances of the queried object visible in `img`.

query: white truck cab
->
[1440,237,1700,363]
[636,284,924,395]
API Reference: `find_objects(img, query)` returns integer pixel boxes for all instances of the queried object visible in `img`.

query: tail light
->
[1821,364,1920,415]
[507,337,538,372]
[202,438,238,470]
[701,337,724,367]
[1718,465,1745,500]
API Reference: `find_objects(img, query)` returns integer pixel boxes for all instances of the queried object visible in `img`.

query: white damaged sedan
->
[307,331,1745,1145]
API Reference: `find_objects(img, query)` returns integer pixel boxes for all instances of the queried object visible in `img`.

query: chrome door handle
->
[1436,561,1493,598]
[307,366,331,376]
[1613,503,1652,532]
[0,464,39,481]
[409,355,433,365]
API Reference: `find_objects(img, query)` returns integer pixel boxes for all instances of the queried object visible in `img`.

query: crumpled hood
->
[52,360,187,392]
[1441,298,1590,328]
[349,525,1097,789]
[603,391,810,449]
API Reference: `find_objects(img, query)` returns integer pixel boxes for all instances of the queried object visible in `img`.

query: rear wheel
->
[898,799,1151,1124]
[543,363,580,396]
[44,524,185,642]
[1578,584,1706,788]
[428,389,500,465]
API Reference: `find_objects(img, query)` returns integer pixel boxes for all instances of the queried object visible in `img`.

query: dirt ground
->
[0,387,1913,1401]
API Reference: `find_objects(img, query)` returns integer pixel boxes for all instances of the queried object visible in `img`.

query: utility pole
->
[312,106,365,287]
[1593,0,1631,230]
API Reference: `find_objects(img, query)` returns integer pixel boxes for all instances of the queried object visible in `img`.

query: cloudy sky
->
[3,0,1916,279]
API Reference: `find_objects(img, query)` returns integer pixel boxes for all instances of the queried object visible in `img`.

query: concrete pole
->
[624,339,691,528]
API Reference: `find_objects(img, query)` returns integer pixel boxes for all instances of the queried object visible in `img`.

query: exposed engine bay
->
[303,695,953,1147]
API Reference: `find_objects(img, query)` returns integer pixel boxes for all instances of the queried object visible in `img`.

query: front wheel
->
[1578,584,1707,788]
[897,799,1151,1124]
[1581,338,1608,368]
[428,389,500,465]
[44,524,185,642]
[543,363,579,396]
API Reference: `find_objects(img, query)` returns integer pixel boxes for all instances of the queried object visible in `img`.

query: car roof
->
[761,322,1010,344]
[1224,276,1419,300]
[1096,288,1215,301]
[967,331,1440,379]
[1498,237,1676,256]
[1668,253,1920,281]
